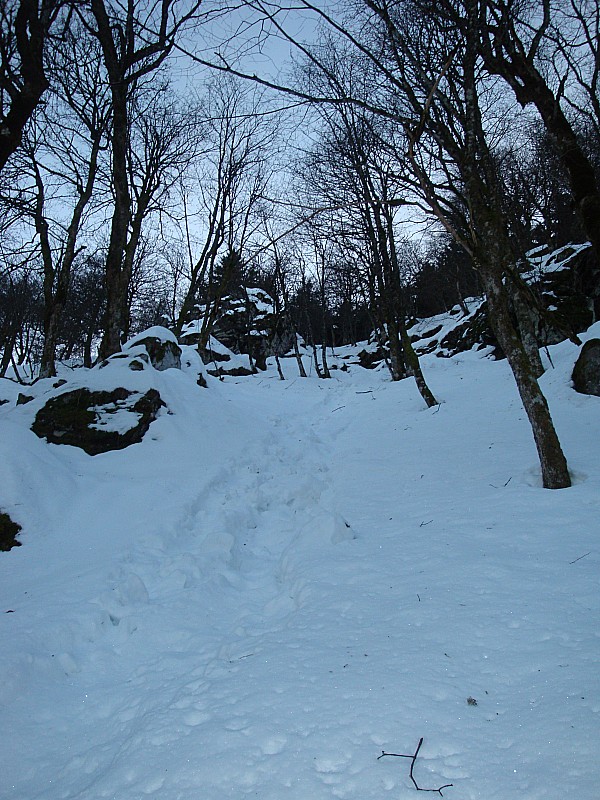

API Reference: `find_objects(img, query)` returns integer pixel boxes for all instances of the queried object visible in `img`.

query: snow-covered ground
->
[1,326,599,800]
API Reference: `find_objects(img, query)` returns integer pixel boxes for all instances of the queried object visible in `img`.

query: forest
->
[1,0,599,492]
[1,3,600,798]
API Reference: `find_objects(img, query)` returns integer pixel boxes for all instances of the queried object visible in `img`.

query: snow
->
[124,325,180,347]
[523,242,592,280]
[1,327,599,800]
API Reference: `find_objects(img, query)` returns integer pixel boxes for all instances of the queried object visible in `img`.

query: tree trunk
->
[275,353,285,380]
[509,275,544,379]
[464,0,569,488]
[0,0,53,172]
[92,0,131,359]
[400,325,438,407]
[292,332,307,378]
[99,82,130,358]
[386,316,404,381]
[481,270,570,488]
[0,333,17,377]
[321,341,331,378]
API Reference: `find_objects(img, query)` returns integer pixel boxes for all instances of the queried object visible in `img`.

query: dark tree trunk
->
[38,135,102,378]
[509,274,544,379]
[292,330,307,377]
[462,0,570,488]
[400,325,438,408]
[0,0,57,172]
[482,269,570,488]
[98,80,130,358]
[90,0,132,359]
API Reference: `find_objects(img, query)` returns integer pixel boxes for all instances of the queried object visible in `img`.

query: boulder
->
[0,511,22,551]
[572,338,600,396]
[124,326,182,371]
[32,387,165,455]
[357,346,386,369]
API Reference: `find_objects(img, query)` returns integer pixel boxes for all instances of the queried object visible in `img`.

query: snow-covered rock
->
[123,326,182,371]
[31,386,165,455]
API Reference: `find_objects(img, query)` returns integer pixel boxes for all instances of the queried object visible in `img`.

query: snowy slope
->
[1,326,599,800]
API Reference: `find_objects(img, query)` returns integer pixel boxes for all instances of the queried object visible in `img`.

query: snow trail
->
[1,337,599,800]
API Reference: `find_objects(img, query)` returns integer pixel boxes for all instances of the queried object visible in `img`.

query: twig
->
[569,551,591,564]
[420,520,433,527]
[331,405,346,413]
[378,738,453,795]
[228,653,255,662]
[356,390,373,394]
[489,477,511,488]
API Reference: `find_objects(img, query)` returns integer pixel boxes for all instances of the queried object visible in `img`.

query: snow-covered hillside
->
[1,326,599,800]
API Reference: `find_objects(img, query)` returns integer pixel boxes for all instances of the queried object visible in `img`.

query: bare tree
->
[77,0,201,358]
[37,27,110,376]
[0,21,111,378]
[477,0,600,308]
[120,88,204,339]
[297,0,569,485]
[173,78,277,352]
[0,0,66,172]
[296,65,437,402]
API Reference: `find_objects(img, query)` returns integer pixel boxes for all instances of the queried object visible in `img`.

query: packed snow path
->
[1,338,599,800]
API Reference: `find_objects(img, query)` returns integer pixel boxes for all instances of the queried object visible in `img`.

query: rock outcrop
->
[32,387,165,455]
[181,289,295,371]
[122,326,182,371]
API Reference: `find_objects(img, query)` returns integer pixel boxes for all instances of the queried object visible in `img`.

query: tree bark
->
[481,269,570,488]
[0,0,58,172]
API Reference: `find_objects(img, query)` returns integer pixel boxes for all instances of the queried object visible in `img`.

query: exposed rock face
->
[572,339,600,396]
[32,387,165,455]
[409,244,594,360]
[0,511,21,551]
[181,289,295,371]
[123,327,182,371]
[191,337,256,378]
[436,304,501,358]
[357,346,386,369]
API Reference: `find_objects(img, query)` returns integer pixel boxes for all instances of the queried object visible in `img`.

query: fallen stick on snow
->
[377,738,453,796]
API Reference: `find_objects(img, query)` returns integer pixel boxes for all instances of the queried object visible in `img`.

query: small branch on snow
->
[569,551,591,564]
[419,520,433,527]
[489,477,512,488]
[356,390,374,394]
[378,738,453,796]
[331,405,346,413]
[228,653,255,662]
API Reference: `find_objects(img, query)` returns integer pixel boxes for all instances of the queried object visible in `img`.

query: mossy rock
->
[0,511,22,552]
[31,387,165,455]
